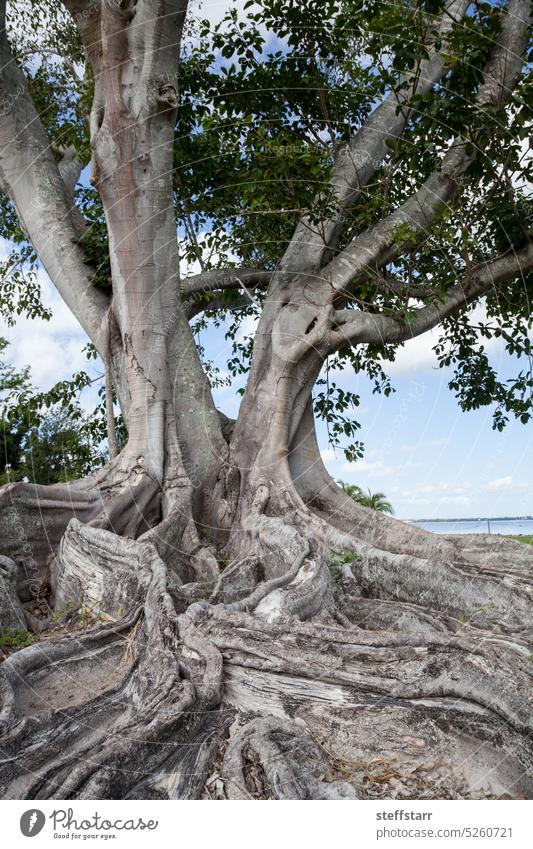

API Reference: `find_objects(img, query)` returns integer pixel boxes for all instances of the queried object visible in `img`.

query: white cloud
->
[11,332,89,388]
[437,494,472,507]
[426,437,450,448]
[0,269,90,388]
[485,475,513,492]
[380,301,506,376]
[236,312,259,343]
[330,301,507,380]
[385,329,442,375]
[339,459,420,479]
[0,239,102,412]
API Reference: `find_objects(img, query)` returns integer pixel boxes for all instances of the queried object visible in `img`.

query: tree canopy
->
[0,0,531,462]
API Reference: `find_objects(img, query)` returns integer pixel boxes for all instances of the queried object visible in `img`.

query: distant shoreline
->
[410,516,533,523]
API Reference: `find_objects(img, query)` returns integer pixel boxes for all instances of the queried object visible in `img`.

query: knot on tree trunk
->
[157,84,178,110]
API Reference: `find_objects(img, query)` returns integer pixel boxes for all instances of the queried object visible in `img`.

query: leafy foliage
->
[0,339,110,485]
[177,0,531,447]
[0,0,530,459]
[339,480,395,514]
[72,189,112,292]
[0,245,52,325]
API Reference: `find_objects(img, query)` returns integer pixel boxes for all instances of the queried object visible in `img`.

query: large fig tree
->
[0,0,532,800]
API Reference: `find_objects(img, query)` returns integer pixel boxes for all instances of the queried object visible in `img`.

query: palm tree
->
[338,481,395,515]
[358,489,395,515]
[338,481,364,501]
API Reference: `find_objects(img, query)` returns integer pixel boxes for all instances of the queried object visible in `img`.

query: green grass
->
[509,535,533,546]
[0,627,35,650]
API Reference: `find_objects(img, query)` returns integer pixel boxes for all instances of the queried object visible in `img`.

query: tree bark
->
[64,0,228,533]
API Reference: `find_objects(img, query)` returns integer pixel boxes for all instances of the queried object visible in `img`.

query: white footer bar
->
[2,799,531,848]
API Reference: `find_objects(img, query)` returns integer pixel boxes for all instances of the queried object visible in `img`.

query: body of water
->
[409,518,533,536]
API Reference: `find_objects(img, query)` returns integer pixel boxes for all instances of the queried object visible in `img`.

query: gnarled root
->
[226,475,533,636]
[0,524,224,799]
[1,464,532,800]
[0,479,99,603]
[196,606,533,799]
[291,400,533,629]
[221,716,357,799]
[0,451,215,626]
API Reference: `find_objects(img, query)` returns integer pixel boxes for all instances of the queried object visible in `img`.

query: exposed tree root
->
[0,480,100,605]
[0,454,203,615]
[0,525,223,799]
[291,402,533,613]
[0,556,27,630]
[204,605,533,798]
[0,468,532,800]
[221,716,357,799]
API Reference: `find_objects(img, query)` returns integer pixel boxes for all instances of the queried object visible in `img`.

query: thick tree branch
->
[56,144,85,196]
[371,270,434,300]
[283,0,469,271]
[182,268,272,319]
[330,239,533,349]
[62,1,102,59]
[180,267,272,298]
[0,0,109,350]
[186,293,252,320]
[324,0,531,295]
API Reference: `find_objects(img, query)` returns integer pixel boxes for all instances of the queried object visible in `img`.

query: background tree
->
[340,481,395,514]
[0,337,29,484]
[0,0,531,800]
[17,409,101,484]
[0,338,108,484]
[359,490,395,515]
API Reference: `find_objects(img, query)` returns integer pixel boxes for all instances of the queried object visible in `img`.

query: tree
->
[340,482,395,514]
[0,337,30,484]
[0,338,107,484]
[0,0,532,800]
[359,490,394,514]
[18,409,101,484]
[339,482,365,502]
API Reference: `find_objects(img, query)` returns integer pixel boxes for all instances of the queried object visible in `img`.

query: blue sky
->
[317,369,532,521]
